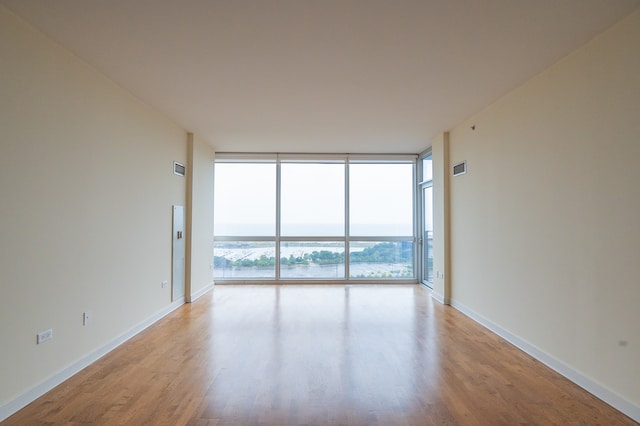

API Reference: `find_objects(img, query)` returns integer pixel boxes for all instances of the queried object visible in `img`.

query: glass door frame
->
[417,149,433,288]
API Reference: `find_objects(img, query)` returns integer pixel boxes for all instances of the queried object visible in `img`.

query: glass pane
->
[424,186,433,284]
[422,155,432,182]
[349,163,413,236]
[214,241,276,279]
[349,241,414,279]
[280,241,345,279]
[281,163,345,236]
[214,163,276,236]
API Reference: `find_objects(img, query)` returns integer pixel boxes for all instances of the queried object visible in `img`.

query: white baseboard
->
[450,298,640,423]
[429,290,450,305]
[420,283,450,305]
[0,298,185,422]
[186,281,214,303]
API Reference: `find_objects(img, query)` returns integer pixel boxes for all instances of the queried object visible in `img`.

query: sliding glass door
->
[419,153,434,287]
[213,155,417,282]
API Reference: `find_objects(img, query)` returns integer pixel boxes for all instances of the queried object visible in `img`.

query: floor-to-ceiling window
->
[213,161,277,278]
[348,162,414,279]
[280,161,345,279]
[213,154,417,282]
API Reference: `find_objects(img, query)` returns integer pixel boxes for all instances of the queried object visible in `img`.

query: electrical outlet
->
[37,329,53,344]
[161,280,168,288]
[83,311,91,326]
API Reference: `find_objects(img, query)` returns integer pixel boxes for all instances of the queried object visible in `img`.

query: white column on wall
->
[186,133,215,302]
[186,134,194,300]
[431,132,450,304]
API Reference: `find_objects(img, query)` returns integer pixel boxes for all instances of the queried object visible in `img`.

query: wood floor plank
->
[3,285,637,425]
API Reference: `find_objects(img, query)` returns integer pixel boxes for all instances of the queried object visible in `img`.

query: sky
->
[214,161,414,237]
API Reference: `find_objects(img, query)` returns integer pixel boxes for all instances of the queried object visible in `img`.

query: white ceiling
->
[2,0,639,153]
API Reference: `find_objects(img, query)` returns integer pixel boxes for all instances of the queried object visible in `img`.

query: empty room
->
[1,1,639,424]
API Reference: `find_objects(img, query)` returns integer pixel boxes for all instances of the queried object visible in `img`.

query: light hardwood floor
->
[4,285,637,425]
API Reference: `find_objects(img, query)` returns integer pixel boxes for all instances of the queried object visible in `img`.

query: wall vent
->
[453,161,466,176]
[174,162,186,177]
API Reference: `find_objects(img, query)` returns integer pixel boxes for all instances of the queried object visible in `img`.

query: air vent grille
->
[453,161,466,176]
[174,162,186,177]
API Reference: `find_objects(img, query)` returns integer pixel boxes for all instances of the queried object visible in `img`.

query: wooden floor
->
[4,285,636,425]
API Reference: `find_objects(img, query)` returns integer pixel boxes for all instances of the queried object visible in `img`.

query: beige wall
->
[0,5,189,408]
[448,8,640,409]
[186,134,215,300]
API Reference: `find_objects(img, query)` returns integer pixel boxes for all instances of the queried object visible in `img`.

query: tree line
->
[214,242,412,269]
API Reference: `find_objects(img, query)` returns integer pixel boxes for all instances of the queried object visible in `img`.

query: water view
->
[214,241,414,279]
